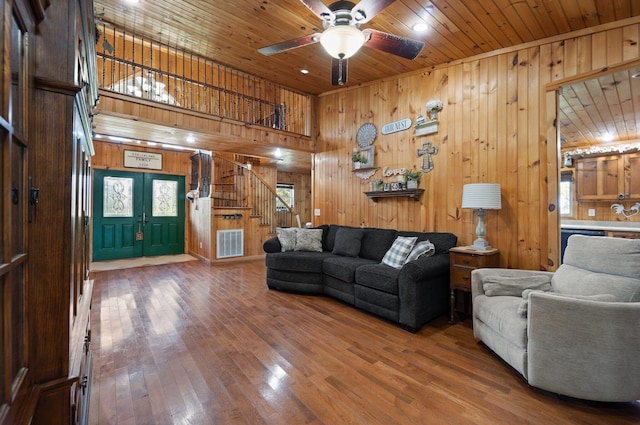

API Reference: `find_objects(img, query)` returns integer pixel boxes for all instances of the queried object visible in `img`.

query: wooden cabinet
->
[0,0,98,424]
[449,247,500,322]
[576,153,640,201]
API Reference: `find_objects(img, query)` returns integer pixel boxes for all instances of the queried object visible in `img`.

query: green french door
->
[92,169,185,261]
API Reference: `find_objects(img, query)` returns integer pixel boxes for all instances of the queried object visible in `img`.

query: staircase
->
[203,154,295,233]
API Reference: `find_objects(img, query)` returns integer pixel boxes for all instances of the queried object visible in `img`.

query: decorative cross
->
[417,142,438,173]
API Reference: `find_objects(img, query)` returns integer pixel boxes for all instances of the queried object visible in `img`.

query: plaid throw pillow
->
[382,236,417,269]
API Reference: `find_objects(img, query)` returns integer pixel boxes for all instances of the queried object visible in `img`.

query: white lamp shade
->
[320,25,366,59]
[462,183,502,210]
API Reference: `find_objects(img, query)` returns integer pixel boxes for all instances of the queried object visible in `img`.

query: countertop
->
[561,220,640,232]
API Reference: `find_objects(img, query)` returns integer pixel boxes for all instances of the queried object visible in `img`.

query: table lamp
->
[462,183,502,250]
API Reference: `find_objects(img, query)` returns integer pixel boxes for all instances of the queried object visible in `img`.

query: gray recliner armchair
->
[471,234,640,402]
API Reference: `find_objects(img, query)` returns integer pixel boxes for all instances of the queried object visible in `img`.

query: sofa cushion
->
[398,231,458,254]
[276,227,297,252]
[294,228,323,252]
[563,234,640,279]
[473,295,528,350]
[324,225,347,252]
[404,240,435,263]
[323,255,375,282]
[483,275,552,297]
[551,264,640,302]
[359,228,398,261]
[265,251,334,273]
[355,263,401,294]
[332,227,365,257]
[382,236,418,268]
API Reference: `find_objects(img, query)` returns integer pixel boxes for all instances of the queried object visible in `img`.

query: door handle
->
[143,212,149,223]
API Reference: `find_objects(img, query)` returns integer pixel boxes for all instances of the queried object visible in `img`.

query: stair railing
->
[212,155,297,233]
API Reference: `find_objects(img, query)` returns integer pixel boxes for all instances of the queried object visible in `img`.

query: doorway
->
[92,169,185,261]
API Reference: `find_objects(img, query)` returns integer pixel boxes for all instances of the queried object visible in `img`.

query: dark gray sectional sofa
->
[263,224,457,332]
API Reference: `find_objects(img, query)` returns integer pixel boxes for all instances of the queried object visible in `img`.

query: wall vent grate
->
[216,229,244,259]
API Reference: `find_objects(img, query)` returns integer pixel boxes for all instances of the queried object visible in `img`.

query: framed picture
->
[360,146,375,167]
[391,182,400,191]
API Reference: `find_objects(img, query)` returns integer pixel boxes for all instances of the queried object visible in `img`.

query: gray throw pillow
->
[483,275,552,297]
[332,228,365,257]
[294,228,323,252]
[404,240,435,264]
[276,227,297,252]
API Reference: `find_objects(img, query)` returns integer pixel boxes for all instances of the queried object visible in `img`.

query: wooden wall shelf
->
[364,189,424,202]
[352,166,380,179]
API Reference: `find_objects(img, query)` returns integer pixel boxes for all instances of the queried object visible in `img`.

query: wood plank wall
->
[314,19,640,271]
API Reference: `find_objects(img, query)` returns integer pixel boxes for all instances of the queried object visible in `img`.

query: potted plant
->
[370,178,383,191]
[405,169,422,189]
[352,149,368,169]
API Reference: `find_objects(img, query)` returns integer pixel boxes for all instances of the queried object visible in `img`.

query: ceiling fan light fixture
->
[320,25,365,59]
[412,22,428,32]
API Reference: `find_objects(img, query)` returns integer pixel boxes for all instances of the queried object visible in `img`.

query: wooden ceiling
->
[93,0,640,95]
[91,0,640,167]
[559,64,640,151]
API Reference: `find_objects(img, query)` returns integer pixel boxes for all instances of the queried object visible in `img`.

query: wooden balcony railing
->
[96,23,311,136]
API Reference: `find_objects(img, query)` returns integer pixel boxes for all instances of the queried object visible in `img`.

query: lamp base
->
[470,238,492,251]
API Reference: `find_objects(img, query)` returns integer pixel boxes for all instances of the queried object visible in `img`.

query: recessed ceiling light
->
[412,22,428,33]
[601,133,614,142]
[274,148,282,158]
[186,134,195,143]
[300,69,310,74]
[107,135,131,143]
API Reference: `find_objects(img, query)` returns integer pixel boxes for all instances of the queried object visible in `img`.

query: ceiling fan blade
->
[300,0,334,22]
[258,33,321,55]
[331,57,349,86]
[363,29,424,60]
[351,0,395,24]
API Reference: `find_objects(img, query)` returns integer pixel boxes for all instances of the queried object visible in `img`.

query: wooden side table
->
[449,246,500,323]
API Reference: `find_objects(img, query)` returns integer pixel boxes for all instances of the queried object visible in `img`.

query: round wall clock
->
[356,123,377,148]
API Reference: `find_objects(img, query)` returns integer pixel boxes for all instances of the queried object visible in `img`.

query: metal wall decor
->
[611,202,640,218]
[381,118,412,135]
[356,122,377,148]
[417,142,438,173]
[353,123,380,180]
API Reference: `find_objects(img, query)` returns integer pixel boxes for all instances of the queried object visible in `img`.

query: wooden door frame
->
[544,58,640,270]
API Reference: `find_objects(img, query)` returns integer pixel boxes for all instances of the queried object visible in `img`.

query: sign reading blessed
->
[381,118,412,135]
[124,150,163,170]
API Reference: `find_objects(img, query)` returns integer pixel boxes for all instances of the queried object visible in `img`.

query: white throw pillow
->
[276,227,297,252]
[294,228,323,252]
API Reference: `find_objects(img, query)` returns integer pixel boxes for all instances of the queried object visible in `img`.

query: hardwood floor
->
[89,259,640,424]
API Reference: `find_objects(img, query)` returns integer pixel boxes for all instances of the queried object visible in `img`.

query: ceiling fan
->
[258,0,425,86]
